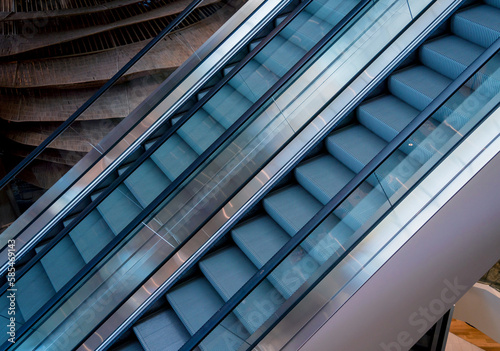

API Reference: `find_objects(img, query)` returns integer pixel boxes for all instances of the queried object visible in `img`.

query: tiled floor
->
[446,333,483,351]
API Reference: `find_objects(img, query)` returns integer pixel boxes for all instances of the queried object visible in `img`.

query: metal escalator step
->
[121,159,172,207]
[68,210,115,263]
[263,185,354,264]
[279,11,333,52]
[199,247,285,333]
[16,263,56,321]
[37,236,86,291]
[202,85,253,129]
[254,34,306,77]
[93,185,143,235]
[148,134,198,181]
[451,5,500,48]
[133,310,189,351]
[166,277,249,351]
[326,125,421,198]
[231,215,319,298]
[228,60,279,103]
[176,109,225,155]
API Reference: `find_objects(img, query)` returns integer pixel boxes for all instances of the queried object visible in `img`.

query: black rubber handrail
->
[0,0,372,349]
[181,38,500,351]
[0,0,208,192]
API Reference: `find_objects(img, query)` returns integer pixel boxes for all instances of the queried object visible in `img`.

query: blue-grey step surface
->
[356,94,452,164]
[176,109,225,155]
[16,263,56,321]
[280,10,337,52]
[133,310,189,351]
[203,85,253,129]
[66,210,115,263]
[451,5,500,48]
[231,215,319,298]
[148,134,198,181]
[199,247,285,333]
[37,236,86,291]
[294,154,387,231]
[166,278,249,351]
[388,64,485,131]
[484,0,500,9]
[93,184,143,235]
[307,0,360,26]
[263,185,355,264]
[388,66,457,120]
[121,159,171,208]
[228,60,280,102]
[419,35,485,82]
[254,35,306,77]
[326,125,421,198]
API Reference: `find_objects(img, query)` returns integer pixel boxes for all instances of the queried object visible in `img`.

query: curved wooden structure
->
[0,0,243,189]
[0,0,220,57]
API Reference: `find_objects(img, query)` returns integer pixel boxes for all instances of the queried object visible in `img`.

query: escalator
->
[3,0,496,350]
[0,0,400,348]
[107,2,499,350]
[0,0,366,318]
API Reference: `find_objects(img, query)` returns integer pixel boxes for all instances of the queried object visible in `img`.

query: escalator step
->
[263,185,322,236]
[176,109,225,155]
[306,0,358,26]
[148,134,198,181]
[167,278,249,351]
[133,310,189,351]
[420,35,484,81]
[203,85,253,129]
[228,60,279,103]
[389,66,452,113]
[275,13,287,27]
[249,38,262,52]
[93,185,143,235]
[223,63,238,76]
[295,154,355,206]
[388,66,471,129]
[484,0,500,9]
[231,215,319,298]
[254,34,306,77]
[295,154,386,231]
[197,89,210,101]
[326,125,387,174]
[199,247,284,333]
[357,94,454,164]
[16,263,55,321]
[68,211,115,263]
[280,11,334,52]
[451,5,500,48]
[263,185,354,264]
[37,236,85,291]
[326,125,421,198]
[121,159,172,208]
[358,95,423,144]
